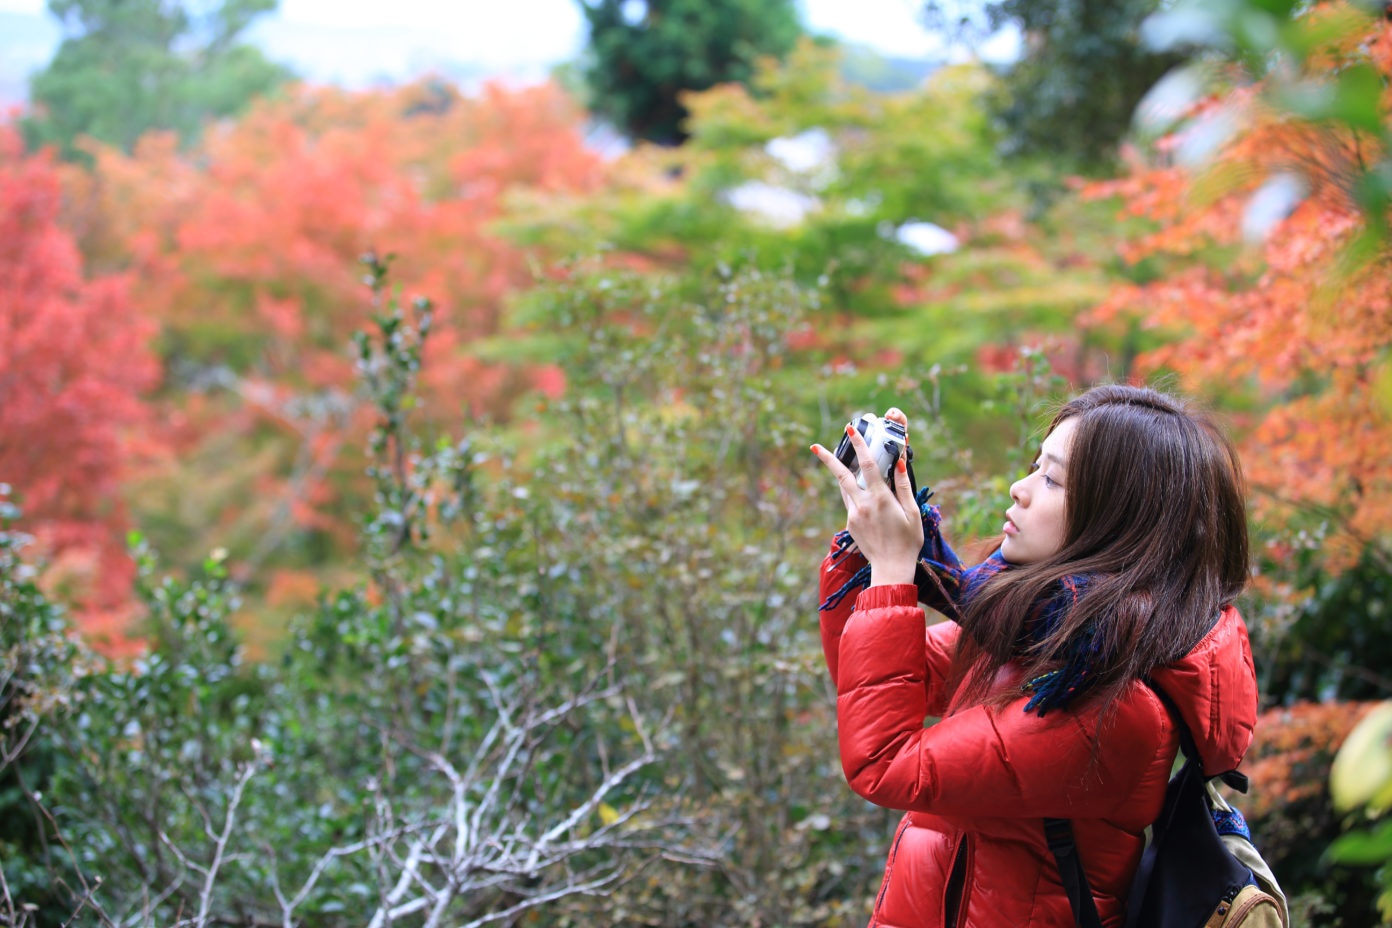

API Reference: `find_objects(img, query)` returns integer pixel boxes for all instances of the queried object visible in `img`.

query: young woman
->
[809,385,1259,928]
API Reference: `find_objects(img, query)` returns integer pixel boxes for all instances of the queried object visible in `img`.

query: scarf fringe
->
[818,485,1103,717]
[819,488,937,613]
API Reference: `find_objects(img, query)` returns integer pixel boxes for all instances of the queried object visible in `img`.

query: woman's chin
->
[1000,538,1029,566]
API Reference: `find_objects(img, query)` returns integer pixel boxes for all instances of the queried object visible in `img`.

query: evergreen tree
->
[577,0,802,145]
[23,0,291,158]
[925,0,1182,169]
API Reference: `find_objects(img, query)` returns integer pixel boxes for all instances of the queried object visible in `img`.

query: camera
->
[834,413,913,490]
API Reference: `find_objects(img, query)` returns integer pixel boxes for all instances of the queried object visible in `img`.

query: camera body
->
[834,413,911,490]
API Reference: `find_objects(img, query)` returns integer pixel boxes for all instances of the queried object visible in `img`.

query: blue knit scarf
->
[819,487,1100,717]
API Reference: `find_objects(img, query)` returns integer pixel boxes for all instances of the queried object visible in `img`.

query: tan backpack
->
[1047,684,1288,928]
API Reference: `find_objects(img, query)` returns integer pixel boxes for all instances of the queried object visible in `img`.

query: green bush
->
[0,252,1074,926]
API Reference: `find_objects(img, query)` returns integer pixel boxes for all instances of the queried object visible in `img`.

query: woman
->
[809,385,1259,927]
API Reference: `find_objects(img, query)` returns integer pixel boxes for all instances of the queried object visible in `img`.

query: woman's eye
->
[1028,461,1041,474]
[1043,474,1058,488]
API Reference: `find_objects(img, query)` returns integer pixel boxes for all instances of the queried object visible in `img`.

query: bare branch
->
[0,715,39,773]
[17,782,116,928]
[127,835,191,928]
[0,863,25,928]
[536,751,655,852]
[194,760,258,928]
[273,826,420,927]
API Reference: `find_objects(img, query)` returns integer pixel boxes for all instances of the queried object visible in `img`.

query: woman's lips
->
[1003,517,1018,536]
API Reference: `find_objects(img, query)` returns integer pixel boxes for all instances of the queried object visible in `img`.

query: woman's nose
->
[1010,477,1026,506]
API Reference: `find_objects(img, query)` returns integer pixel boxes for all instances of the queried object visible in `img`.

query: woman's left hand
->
[811,408,923,587]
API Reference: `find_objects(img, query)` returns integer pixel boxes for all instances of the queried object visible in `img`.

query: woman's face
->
[1001,416,1075,565]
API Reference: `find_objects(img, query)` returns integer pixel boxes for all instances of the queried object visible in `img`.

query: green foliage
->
[508,44,1114,541]
[1326,703,1392,921]
[837,45,941,93]
[1329,819,1392,866]
[576,0,803,144]
[1252,545,1392,706]
[0,239,1072,923]
[527,44,1032,320]
[1145,0,1392,246]
[23,0,292,158]
[0,489,94,927]
[507,258,891,922]
[924,0,1183,169]
[0,260,704,925]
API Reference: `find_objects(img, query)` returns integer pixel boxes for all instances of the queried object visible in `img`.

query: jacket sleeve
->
[818,537,868,689]
[819,502,966,686]
[836,584,1174,821]
[820,544,962,718]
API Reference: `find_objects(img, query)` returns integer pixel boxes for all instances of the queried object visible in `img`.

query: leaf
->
[1281,5,1375,62]
[1327,820,1392,866]
[1276,64,1385,133]
[1331,702,1392,813]
[1329,63,1386,134]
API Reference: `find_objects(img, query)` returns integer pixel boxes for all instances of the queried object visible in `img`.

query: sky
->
[0,0,1019,92]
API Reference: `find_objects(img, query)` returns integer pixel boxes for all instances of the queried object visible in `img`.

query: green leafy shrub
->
[1,251,1069,926]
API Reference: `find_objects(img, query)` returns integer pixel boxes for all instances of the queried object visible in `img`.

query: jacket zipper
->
[870,816,913,927]
[943,834,973,928]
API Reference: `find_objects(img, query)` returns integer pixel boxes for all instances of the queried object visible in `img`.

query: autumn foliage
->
[0,127,157,652]
[49,80,608,611]
[1083,6,1392,576]
[1,79,611,650]
[1238,700,1385,913]
[5,19,1392,921]
[81,80,603,403]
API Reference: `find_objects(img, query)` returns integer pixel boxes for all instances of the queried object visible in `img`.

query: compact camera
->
[834,413,914,490]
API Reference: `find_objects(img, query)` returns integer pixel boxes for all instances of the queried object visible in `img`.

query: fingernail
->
[846,424,854,435]
[809,444,819,454]
[897,458,907,473]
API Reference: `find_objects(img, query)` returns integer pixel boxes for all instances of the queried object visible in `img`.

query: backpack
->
[1047,684,1289,928]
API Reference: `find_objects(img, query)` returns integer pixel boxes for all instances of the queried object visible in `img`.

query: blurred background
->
[0,0,1022,99]
[3,0,1392,925]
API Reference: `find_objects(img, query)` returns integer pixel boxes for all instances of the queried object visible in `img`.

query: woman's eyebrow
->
[1040,451,1069,470]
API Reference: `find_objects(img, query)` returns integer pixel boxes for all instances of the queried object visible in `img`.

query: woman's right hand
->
[811,407,922,587]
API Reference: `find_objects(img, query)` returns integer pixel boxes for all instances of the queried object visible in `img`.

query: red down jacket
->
[819,546,1259,928]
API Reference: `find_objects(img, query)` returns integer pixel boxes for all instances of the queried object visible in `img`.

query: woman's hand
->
[811,407,923,587]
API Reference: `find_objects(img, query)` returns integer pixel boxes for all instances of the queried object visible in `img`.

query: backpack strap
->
[1045,817,1103,928]
[1046,678,1235,928]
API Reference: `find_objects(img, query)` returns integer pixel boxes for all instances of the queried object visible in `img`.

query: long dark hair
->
[954,384,1249,713]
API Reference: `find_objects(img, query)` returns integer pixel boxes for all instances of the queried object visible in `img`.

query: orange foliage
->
[1082,9,1392,573]
[64,79,606,562]
[82,80,605,402]
[0,127,158,653]
[1245,700,1379,819]
[264,567,323,609]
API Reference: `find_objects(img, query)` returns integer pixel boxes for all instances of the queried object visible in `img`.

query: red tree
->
[0,126,157,653]
[59,80,607,582]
